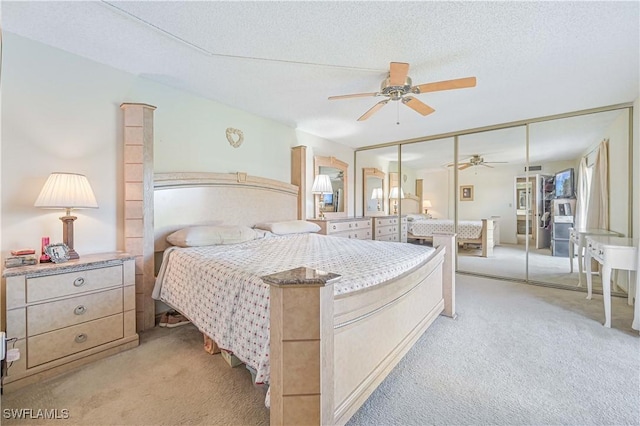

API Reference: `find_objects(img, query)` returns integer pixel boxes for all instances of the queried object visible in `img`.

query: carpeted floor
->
[2,274,638,425]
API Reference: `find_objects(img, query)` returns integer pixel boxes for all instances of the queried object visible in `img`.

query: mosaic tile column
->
[121,103,156,331]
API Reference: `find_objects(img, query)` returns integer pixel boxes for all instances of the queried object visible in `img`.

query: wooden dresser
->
[372,215,408,242]
[308,217,372,240]
[2,252,139,390]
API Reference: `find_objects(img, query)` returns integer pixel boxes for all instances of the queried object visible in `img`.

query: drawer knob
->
[74,305,87,315]
[75,333,88,344]
[73,277,86,287]
[332,225,336,230]
[349,224,352,228]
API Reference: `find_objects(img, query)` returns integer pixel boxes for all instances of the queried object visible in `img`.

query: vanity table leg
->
[602,265,612,328]
[586,249,593,300]
[632,270,639,332]
[577,241,584,286]
[569,239,574,274]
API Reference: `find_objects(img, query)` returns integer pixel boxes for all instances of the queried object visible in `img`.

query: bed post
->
[481,219,495,257]
[433,233,456,318]
[263,267,341,426]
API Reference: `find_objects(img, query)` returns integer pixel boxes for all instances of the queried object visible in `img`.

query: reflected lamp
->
[423,199,432,215]
[371,187,383,211]
[389,187,405,215]
[312,174,333,219]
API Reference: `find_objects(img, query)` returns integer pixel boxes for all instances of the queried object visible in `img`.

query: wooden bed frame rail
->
[265,234,456,425]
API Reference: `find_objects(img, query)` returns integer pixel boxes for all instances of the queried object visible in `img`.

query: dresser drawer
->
[343,229,372,240]
[375,217,406,227]
[328,219,371,234]
[375,224,407,237]
[28,313,124,368]
[27,288,124,336]
[27,265,123,303]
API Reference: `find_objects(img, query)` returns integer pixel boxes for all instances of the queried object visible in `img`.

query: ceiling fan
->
[328,62,476,121]
[448,155,507,170]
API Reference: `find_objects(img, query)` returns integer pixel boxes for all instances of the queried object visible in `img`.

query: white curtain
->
[575,157,589,229]
[585,140,609,229]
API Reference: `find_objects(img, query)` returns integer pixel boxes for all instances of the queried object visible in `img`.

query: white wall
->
[1,33,352,263]
[634,97,639,239]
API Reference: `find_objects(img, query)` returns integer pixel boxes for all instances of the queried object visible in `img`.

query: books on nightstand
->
[5,249,38,268]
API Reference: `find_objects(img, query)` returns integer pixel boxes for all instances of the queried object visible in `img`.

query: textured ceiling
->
[3,1,639,163]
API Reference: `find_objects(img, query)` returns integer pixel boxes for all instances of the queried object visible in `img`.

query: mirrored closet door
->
[527,108,632,294]
[457,127,527,281]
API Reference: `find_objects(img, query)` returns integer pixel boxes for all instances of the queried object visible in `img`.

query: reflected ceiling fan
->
[448,155,507,170]
[328,62,476,121]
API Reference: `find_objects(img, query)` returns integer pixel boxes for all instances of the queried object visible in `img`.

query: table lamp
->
[312,174,333,219]
[34,172,98,260]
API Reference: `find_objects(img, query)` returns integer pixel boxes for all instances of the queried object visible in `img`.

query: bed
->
[399,197,499,257]
[151,172,456,426]
[406,215,500,257]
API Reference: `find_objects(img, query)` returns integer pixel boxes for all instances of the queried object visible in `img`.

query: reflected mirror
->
[314,156,348,219]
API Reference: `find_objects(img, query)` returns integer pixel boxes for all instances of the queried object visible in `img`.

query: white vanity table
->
[584,235,638,331]
[569,228,622,286]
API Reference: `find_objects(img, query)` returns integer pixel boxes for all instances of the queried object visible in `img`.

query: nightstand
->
[2,252,139,390]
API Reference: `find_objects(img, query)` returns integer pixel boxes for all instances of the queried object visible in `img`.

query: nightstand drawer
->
[28,313,124,367]
[27,288,123,336]
[27,265,123,303]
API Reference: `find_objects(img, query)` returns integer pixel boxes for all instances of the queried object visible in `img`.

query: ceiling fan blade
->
[413,76,477,94]
[485,161,508,164]
[357,100,389,121]
[481,164,494,168]
[459,163,472,170]
[402,96,435,116]
[389,62,410,86]
[328,92,379,100]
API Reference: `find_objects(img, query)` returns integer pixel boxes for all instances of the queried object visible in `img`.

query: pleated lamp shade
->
[34,173,98,210]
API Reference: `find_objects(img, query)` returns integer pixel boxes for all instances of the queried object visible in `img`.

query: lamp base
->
[60,214,80,259]
[67,248,80,260]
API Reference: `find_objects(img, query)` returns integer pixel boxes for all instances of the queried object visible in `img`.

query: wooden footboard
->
[265,234,456,425]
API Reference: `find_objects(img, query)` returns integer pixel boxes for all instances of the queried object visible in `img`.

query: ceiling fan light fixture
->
[330,62,476,121]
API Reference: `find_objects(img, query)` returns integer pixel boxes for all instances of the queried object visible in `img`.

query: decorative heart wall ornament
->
[226,128,244,148]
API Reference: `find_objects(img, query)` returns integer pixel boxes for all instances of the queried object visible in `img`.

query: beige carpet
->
[2,274,638,425]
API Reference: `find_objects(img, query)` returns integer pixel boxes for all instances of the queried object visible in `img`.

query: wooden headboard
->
[401,194,421,214]
[154,172,298,251]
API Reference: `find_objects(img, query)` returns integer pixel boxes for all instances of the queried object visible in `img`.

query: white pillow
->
[406,213,430,221]
[166,225,258,247]
[254,220,321,235]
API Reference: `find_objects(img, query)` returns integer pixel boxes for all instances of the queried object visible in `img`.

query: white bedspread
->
[409,219,484,240]
[153,233,435,388]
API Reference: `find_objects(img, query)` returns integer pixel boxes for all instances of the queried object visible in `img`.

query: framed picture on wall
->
[460,185,474,201]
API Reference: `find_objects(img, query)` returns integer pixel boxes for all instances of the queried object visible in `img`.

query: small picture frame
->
[460,185,474,201]
[45,243,71,263]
